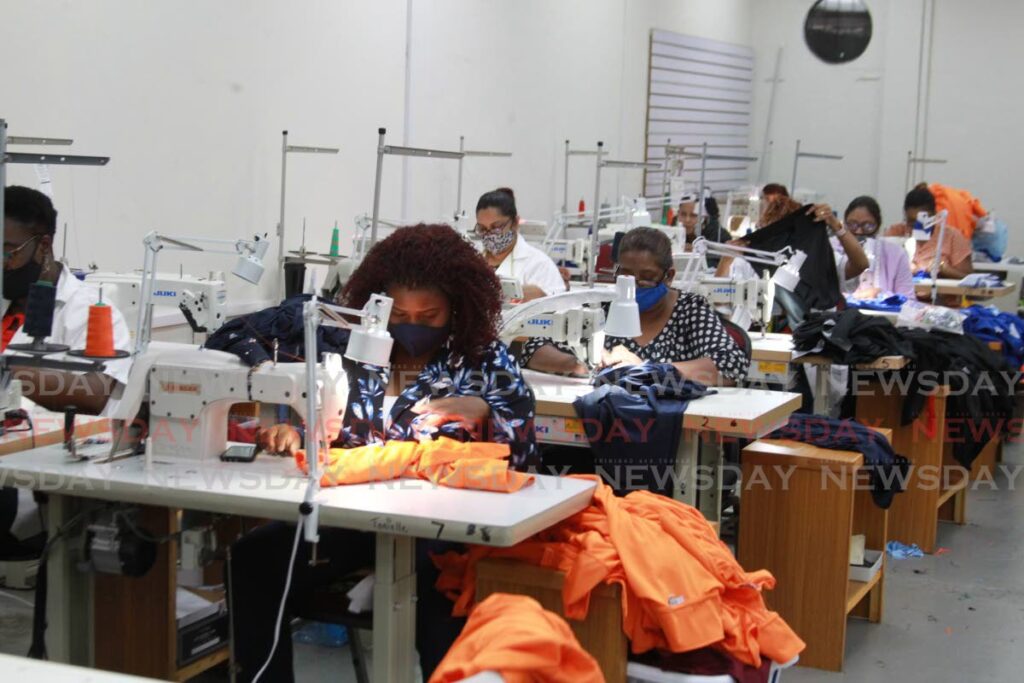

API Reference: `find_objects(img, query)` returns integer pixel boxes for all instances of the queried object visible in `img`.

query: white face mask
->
[481,227,516,254]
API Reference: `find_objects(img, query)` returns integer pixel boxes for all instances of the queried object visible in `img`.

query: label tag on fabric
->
[667,595,686,606]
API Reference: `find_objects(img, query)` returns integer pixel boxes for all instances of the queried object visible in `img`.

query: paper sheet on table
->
[346,573,375,614]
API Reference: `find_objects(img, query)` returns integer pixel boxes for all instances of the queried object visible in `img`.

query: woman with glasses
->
[834,196,914,299]
[475,187,566,300]
[522,227,749,384]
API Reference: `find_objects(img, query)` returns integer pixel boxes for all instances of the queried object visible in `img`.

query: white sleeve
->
[525,251,569,296]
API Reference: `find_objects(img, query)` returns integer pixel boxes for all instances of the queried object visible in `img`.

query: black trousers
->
[228,523,465,682]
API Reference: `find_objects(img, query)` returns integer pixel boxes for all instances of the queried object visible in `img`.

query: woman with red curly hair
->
[221,224,538,682]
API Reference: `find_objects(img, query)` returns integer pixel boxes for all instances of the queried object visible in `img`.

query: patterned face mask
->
[481,227,516,255]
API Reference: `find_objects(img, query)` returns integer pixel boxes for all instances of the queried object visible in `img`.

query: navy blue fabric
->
[769,414,909,509]
[205,295,350,366]
[573,363,713,497]
[963,305,1024,368]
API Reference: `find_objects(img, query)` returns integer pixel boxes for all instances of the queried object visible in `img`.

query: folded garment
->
[768,415,909,509]
[294,437,534,492]
[957,273,1003,288]
[429,593,603,683]
[432,477,805,668]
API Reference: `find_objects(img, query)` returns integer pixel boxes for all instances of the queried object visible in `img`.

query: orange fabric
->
[930,183,987,240]
[1,313,24,352]
[294,436,534,493]
[433,476,805,668]
[429,593,603,683]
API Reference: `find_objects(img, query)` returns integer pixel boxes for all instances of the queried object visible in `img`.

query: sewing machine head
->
[111,344,347,462]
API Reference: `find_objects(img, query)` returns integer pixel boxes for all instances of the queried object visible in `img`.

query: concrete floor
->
[4,446,1024,682]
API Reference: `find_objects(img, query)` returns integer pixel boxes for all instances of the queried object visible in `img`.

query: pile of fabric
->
[792,309,913,365]
[768,414,909,508]
[791,309,1017,468]
[898,328,1017,468]
[430,593,603,683]
[432,477,806,670]
[573,364,713,497]
[962,305,1024,369]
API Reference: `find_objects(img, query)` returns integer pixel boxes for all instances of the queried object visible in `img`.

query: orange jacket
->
[429,593,604,683]
[930,183,987,240]
[433,477,804,668]
[294,437,534,493]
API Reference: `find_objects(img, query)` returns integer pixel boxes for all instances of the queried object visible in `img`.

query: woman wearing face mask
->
[475,187,566,300]
[522,227,749,384]
[834,196,914,299]
[227,224,538,682]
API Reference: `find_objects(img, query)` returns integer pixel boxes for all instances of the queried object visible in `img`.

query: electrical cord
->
[251,520,304,683]
[113,510,179,545]
[0,589,34,609]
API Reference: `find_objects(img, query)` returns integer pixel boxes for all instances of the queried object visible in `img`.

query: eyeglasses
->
[845,220,878,233]
[614,266,666,288]
[3,236,40,264]
[474,219,514,235]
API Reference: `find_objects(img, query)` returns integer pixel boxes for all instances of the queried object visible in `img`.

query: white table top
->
[524,370,801,438]
[0,446,595,547]
[974,261,1024,275]
[749,333,795,363]
[913,278,1014,298]
[0,654,158,682]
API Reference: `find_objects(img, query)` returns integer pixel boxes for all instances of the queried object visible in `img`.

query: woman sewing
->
[521,226,749,384]
[475,187,566,299]
[219,224,538,682]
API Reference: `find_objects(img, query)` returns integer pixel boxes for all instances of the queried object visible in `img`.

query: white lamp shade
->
[605,300,642,338]
[232,256,265,284]
[605,274,642,337]
[344,328,394,367]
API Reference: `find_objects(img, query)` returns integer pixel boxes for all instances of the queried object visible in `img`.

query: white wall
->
[1,0,408,306]
[751,0,1024,253]
[404,0,753,224]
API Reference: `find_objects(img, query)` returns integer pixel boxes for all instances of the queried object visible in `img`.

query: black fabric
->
[228,523,463,682]
[572,363,713,497]
[793,309,915,365]
[769,414,909,508]
[204,295,351,367]
[898,328,1017,468]
[743,205,843,318]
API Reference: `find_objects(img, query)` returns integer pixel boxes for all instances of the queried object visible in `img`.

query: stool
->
[738,434,890,671]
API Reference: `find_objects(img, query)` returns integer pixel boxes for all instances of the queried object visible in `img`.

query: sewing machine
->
[500,276,640,367]
[106,343,347,462]
[692,274,774,331]
[84,272,229,339]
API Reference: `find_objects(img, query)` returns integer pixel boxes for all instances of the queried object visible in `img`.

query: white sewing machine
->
[85,271,229,339]
[107,343,347,462]
[500,276,640,367]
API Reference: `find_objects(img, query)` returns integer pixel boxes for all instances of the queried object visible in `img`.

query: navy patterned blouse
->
[338,340,539,470]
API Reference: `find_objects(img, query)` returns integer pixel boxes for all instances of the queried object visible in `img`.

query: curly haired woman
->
[223,224,538,681]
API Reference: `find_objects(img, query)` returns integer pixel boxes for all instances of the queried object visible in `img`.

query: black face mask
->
[3,258,43,301]
[387,322,451,358]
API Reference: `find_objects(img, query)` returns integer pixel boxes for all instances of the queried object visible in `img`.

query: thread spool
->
[84,303,116,357]
[329,222,340,257]
[23,282,57,339]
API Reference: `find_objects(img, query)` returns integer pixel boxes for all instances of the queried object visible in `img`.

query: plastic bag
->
[972,215,1008,262]
[898,300,965,334]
